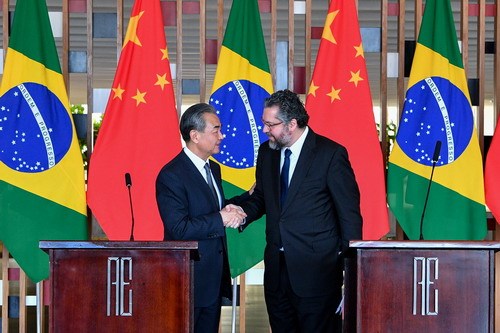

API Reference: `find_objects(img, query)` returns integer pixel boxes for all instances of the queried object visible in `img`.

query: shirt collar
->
[183,146,209,172]
[283,126,309,157]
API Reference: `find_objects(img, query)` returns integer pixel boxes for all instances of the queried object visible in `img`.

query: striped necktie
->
[204,163,219,208]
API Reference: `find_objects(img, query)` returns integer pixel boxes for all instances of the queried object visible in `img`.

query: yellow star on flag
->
[155,73,170,90]
[354,43,364,58]
[112,84,125,100]
[326,86,341,103]
[349,70,364,87]
[132,89,147,106]
[308,81,320,97]
[322,10,339,44]
[123,10,144,48]
[160,47,169,60]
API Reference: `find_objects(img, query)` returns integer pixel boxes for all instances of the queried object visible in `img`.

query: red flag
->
[305,0,389,240]
[486,118,500,222]
[87,0,181,240]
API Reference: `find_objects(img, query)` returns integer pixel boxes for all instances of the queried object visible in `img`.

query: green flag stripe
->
[0,181,87,282]
[8,0,61,73]
[222,0,270,73]
[387,163,486,240]
[417,0,463,68]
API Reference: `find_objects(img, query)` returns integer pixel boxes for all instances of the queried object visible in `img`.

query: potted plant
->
[93,114,103,143]
[377,121,398,165]
[71,104,87,140]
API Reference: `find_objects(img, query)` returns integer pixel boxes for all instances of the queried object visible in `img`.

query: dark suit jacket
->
[240,128,363,298]
[156,150,231,307]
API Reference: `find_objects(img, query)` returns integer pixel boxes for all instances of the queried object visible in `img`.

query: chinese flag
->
[486,117,500,222]
[87,0,181,240]
[306,0,389,240]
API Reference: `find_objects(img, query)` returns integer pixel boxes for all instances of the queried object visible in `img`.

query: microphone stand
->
[125,173,135,241]
[127,186,135,241]
[419,141,441,240]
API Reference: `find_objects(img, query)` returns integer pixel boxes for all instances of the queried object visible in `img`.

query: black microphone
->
[125,173,132,187]
[125,173,135,241]
[432,140,442,163]
[419,141,441,240]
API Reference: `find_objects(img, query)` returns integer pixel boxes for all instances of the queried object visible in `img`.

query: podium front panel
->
[42,242,196,333]
[345,242,496,333]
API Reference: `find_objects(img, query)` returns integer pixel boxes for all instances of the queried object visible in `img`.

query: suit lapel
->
[181,152,220,210]
[282,130,316,211]
[209,159,224,208]
[180,151,204,183]
[270,148,281,209]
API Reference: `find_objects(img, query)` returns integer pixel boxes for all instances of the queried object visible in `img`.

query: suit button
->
[219,250,223,254]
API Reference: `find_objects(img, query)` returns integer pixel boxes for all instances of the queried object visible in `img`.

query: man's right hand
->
[220,204,247,229]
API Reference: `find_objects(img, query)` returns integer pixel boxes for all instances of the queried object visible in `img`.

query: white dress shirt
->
[280,126,309,185]
[183,147,222,208]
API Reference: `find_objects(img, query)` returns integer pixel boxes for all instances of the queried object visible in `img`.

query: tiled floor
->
[220,284,270,333]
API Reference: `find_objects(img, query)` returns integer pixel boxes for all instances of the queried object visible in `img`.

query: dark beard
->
[268,139,281,150]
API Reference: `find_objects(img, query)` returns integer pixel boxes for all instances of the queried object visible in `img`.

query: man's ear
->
[289,119,298,131]
[190,129,199,143]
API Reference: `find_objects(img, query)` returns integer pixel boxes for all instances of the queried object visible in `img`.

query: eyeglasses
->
[262,120,283,129]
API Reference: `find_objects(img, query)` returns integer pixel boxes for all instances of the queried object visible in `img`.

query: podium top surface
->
[349,240,500,251]
[39,240,198,251]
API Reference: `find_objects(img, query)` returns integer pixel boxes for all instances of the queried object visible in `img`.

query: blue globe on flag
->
[210,80,269,169]
[0,82,72,173]
[396,76,474,167]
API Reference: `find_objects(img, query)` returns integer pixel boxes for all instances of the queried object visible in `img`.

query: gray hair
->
[180,103,217,142]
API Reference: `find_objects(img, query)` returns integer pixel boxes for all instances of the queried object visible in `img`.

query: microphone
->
[419,141,441,240]
[125,173,132,187]
[125,173,135,241]
[432,140,441,163]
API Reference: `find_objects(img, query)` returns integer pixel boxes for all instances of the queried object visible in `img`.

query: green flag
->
[210,0,272,278]
[387,0,486,240]
[0,0,88,282]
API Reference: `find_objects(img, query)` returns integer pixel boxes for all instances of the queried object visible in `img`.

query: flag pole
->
[231,277,237,333]
[36,282,42,333]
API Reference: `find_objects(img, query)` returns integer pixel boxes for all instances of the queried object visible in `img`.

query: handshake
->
[220,204,247,229]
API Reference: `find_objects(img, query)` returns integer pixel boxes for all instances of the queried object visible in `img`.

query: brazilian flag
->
[0,0,87,282]
[387,0,486,240]
[210,0,273,277]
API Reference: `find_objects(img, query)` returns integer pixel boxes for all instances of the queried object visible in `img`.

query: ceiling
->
[1,0,496,112]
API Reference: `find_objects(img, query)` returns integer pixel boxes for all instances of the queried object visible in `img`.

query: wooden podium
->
[344,241,500,333]
[40,241,198,333]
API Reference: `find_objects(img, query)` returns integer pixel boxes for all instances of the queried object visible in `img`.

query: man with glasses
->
[238,89,363,333]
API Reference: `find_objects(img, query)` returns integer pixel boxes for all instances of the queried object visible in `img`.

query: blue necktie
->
[280,149,291,206]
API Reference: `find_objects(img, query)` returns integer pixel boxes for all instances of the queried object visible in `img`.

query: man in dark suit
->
[156,103,246,333]
[238,90,363,333]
